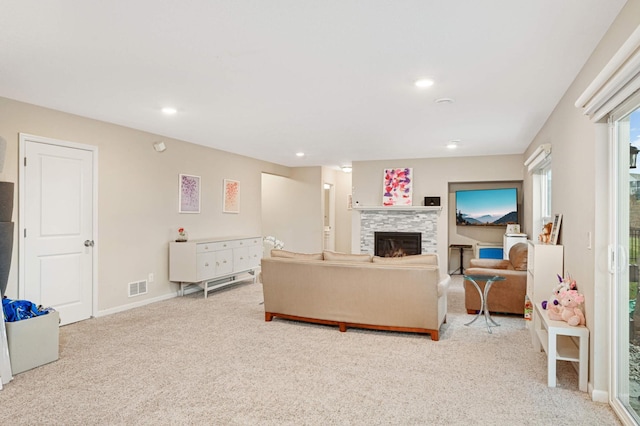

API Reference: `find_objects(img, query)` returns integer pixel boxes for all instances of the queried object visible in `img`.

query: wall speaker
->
[153,141,167,152]
[424,196,440,206]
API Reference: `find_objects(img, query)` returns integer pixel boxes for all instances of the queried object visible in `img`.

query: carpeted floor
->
[0,275,622,425]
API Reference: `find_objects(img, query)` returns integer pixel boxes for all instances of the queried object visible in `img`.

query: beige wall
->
[261,167,352,255]
[522,0,640,399]
[333,170,353,253]
[351,155,524,271]
[262,168,324,254]
[0,96,289,313]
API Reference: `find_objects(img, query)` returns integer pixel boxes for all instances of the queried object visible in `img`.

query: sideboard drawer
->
[214,249,233,276]
[197,241,232,253]
[196,252,216,280]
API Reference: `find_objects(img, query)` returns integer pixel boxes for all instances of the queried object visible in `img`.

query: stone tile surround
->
[359,208,438,255]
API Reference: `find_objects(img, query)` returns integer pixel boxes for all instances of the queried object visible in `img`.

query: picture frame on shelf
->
[550,213,562,245]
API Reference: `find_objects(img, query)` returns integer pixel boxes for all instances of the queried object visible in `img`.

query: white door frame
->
[18,133,99,319]
[608,94,640,425]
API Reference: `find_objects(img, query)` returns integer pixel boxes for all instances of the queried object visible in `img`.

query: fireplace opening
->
[374,232,421,257]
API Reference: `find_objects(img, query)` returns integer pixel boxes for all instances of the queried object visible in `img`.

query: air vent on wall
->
[128,280,148,297]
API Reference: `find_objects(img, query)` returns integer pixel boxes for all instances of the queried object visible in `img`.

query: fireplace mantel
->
[354,206,442,212]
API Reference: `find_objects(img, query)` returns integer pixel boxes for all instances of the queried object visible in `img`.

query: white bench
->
[532,302,589,392]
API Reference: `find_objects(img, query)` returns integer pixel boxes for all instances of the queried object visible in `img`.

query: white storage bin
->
[5,310,59,374]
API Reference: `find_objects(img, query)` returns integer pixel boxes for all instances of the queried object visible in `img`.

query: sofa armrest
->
[468,258,511,269]
[438,274,451,297]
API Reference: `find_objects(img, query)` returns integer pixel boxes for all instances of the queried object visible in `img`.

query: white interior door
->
[20,134,96,326]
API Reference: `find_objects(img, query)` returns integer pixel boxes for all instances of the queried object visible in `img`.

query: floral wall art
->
[223,179,240,213]
[179,174,201,213]
[382,168,413,206]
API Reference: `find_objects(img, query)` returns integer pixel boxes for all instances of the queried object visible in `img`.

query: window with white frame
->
[526,145,552,236]
[539,162,552,224]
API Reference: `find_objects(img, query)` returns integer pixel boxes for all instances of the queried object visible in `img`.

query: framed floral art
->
[382,168,413,206]
[179,174,201,213]
[223,179,240,213]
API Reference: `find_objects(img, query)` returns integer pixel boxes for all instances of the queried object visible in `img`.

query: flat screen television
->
[455,188,518,226]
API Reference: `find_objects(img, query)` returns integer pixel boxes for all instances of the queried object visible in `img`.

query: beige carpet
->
[0,276,621,425]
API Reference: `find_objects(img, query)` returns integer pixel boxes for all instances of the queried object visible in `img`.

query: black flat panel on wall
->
[424,196,440,206]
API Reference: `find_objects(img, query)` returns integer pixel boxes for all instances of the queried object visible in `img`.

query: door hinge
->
[24,157,26,167]
[24,228,26,238]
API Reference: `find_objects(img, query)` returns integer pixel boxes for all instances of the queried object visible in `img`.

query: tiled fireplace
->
[374,231,422,257]
[358,208,438,255]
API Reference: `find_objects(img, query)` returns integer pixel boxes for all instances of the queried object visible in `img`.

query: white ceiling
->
[0,1,627,168]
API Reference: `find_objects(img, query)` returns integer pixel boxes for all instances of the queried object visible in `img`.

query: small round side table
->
[463,274,506,333]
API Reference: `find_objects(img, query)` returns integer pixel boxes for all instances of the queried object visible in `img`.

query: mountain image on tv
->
[455,188,518,226]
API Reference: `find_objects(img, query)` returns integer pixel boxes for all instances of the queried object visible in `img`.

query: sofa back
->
[270,249,439,266]
[261,256,447,330]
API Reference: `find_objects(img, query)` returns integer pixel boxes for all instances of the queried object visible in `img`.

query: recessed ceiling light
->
[296,152,305,157]
[447,140,461,149]
[414,78,434,89]
[435,98,454,104]
[161,107,177,115]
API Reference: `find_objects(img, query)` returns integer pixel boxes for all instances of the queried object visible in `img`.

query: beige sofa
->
[260,250,451,341]
[463,243,528,315]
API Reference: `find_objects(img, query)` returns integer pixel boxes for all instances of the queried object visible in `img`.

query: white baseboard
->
[95,291,179,318]
[95,280,249,318]
[590,385,609,403]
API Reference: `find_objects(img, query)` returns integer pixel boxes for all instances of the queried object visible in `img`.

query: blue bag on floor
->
[2,297,52,322]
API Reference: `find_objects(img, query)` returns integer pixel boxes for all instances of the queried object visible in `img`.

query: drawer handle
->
[216,262,220,266]
[240,257,244,260]
[205,262,209,267]
[240,242,244,245]
[223,260,227,264]
[204,245,208,250]
[223,244,227,247]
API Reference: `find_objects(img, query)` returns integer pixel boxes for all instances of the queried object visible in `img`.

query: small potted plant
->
[176,227,188,242]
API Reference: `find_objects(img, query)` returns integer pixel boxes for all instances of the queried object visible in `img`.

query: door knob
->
[84,240,94,247]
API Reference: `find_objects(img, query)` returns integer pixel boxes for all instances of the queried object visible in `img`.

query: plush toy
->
[539,222,553,244]
[547,289,586,326]
[542,274,577,310]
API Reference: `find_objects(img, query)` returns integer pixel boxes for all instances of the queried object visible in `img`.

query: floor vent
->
[128,280,148,297]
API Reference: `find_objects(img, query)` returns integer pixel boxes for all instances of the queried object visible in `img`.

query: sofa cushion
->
[322,251,372,262]
[509,243,528,271]
[271,249,324,260]
[372,254,438,265]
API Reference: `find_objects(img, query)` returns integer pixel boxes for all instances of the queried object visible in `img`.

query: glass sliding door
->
[612,95,640,423]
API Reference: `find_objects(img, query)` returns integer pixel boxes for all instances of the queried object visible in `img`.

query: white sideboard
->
[526,240,563,344]
[169,236,262,298]
[526,241,564,304]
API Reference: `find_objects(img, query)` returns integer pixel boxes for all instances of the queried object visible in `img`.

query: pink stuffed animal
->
[547,290,585,326]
